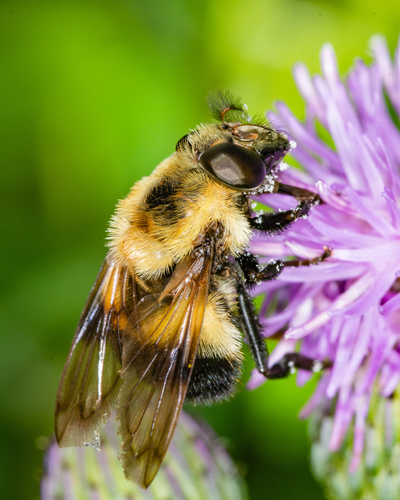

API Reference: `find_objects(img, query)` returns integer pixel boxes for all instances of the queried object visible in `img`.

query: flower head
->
[309,389,400,500]
[41,412,247,499]
[251,35,400,470]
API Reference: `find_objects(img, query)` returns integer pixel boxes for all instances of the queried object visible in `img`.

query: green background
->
[1,1,399,498]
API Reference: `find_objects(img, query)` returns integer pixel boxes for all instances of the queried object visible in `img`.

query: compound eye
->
[199,142,266,190]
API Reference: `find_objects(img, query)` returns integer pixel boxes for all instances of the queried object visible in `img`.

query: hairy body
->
[55,92,330,488]
[108,143,253,403]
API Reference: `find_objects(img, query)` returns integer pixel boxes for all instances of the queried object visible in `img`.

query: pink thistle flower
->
[251,35,400,470]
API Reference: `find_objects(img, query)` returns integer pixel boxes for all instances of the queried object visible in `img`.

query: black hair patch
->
[185,355,242,405]
[175,133,190,152]
[145,179,177,210]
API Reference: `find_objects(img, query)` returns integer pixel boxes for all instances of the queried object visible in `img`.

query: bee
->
[55,90,331,488]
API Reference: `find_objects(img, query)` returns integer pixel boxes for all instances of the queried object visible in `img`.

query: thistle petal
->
[254,36,400,472]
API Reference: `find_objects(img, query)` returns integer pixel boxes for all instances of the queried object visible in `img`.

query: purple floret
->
[251,36,400,470]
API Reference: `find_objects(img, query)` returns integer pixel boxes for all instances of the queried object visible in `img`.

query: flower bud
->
[309,391,400,500]
[41,413,248,500]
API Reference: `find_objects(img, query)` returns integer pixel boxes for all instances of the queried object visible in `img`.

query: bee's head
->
[175,90,290,191]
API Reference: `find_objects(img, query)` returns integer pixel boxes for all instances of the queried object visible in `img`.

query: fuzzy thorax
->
[107,153,252,280]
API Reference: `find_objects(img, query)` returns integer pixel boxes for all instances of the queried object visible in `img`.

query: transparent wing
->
[117,251,214,488]
[55,260,136,447]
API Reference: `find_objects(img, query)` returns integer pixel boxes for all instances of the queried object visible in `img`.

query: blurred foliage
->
[0,1,399,499]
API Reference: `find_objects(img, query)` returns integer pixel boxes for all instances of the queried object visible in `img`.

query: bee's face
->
[176,121,290,191]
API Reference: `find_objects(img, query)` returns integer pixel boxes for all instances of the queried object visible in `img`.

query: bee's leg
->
[282,247,332,268]
[266,353,332,379]
[236,282,269,375]
[236,279,331,378]
[237,252,284,285]
[249,199,312,235]
[236,247,332,287]
[275,182,321,201]
[250,182,321,236]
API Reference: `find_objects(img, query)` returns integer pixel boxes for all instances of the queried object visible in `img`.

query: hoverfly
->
[55,90,330,488]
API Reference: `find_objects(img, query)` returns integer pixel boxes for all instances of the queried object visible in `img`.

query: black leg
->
[237,282,269,375]
[236,247,331,287]
[281,246,332,268]
[250,182,322,236]
[249,199,312,235]
[267,353,332,379]
[236,252,283,287]
[236,277,331,379]
[275,182,321,202]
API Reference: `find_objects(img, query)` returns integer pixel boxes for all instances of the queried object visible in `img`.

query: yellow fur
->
[106,123,255,364]
[108,152,252,280]
[199,292,243,360]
